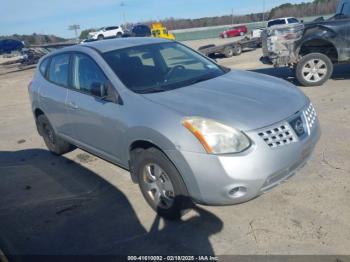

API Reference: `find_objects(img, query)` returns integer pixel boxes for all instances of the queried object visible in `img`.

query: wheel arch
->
[297,38,339,63]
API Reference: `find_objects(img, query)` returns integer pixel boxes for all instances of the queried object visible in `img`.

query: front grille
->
[304,103,317,129]
[258,123,297,149]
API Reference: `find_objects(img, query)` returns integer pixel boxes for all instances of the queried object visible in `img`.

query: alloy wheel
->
[142,163,175,209]
[302,59,328,83]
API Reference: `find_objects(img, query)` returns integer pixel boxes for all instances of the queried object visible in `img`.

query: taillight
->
[28,81,32,91]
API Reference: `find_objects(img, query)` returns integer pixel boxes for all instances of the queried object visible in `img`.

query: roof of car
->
[268,17,296,22]
[81,37,170,53]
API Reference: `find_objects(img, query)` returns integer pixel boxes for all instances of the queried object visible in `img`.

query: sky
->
[0,0,312,38]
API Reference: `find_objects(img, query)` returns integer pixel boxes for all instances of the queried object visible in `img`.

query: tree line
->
[149,0,339,30]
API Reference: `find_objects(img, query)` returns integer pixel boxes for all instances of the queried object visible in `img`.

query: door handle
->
[67,101,79,110]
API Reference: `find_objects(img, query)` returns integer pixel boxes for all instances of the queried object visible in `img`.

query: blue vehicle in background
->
[0,39,24,54]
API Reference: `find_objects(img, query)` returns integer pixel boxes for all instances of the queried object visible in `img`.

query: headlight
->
[182,117,251,154]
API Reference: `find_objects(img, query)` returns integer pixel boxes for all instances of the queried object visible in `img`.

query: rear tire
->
[134,147,192,220]
[295,53,333,87]
[223,46,234,58]
[232,44,242,56]
[37,114,75,155]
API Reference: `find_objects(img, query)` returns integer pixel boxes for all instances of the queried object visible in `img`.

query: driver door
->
[65,53,125,163]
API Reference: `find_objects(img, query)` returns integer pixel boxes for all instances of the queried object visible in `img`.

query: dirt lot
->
[0,38,350,256]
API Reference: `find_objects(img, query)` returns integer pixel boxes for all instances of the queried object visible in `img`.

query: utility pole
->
[120,1,126,25]
[262,0,266,21]
[68,24,80,42]
[231,8,234,25]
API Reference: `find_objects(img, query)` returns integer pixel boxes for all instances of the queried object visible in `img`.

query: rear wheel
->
[295,53,333,86]
[37,114,75,155]
[134,147,192,220]
[223,46,234,58]
[232,44,242,56]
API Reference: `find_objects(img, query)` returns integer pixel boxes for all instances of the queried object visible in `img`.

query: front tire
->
[134,147,192,220]
[97,34,104,40]
[295,53,333,87]
[37,114,75,155]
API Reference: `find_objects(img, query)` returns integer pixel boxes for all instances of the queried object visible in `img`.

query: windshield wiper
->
[137,86,168,94]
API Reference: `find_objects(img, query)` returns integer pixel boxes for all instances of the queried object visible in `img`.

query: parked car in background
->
[262,0,350,86]
[88,26,124,40]
[220,25,248,38]
[151,23,175,40]
[29,38,320,219]
[124,24,152,37]
[267,17,299,28]
[0,39,24,54]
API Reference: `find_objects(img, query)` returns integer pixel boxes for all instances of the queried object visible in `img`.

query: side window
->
[39,58,50,77]
[72,54,107,95]
[48,54,70,87]
[288,18,299,24]
[341,3,350,16]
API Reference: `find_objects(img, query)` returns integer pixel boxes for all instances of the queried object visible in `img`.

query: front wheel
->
[295,53,333,87]
[135,148,192,220]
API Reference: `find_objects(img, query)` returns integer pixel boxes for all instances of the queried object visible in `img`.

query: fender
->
[296,25,339,60]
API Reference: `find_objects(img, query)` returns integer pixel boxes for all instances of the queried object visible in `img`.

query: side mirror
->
[91,82,107,98]
[90,81,122,104]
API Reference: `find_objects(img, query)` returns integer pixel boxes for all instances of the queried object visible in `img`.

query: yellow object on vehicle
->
[151,23,175,40]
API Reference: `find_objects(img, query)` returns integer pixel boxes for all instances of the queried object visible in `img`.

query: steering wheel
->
[164,65,185,82]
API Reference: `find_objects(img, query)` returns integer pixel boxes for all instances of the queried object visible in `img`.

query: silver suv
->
[29,38,320,219]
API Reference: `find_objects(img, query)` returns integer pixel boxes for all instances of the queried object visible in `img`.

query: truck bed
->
[198,37,262,58]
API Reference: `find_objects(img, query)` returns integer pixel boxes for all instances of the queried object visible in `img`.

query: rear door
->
[40,53,71,136]
[65,53,125,162]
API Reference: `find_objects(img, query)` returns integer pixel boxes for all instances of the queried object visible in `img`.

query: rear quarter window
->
[39,58,50,77]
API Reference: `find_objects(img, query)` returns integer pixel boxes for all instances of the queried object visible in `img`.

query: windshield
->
[103,42,227,94]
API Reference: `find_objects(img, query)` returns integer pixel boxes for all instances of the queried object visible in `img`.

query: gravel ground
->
[0,38,349,257]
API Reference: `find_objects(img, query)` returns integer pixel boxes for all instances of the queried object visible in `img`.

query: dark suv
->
[262,0,350,86]
[123,24,151,37]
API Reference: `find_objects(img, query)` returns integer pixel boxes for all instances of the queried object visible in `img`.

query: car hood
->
[143,70,308,131]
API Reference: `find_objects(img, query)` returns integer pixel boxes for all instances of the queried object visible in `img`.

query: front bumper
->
[167,108,321,206]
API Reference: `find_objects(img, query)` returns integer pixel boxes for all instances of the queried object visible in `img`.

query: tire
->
[223,46,234,58]
[134,147,192,220]
[97,34,104,40]
[295,53,333,87]
[232,44,242,56]
[223,33,228,38]
[37,114,75,155]
[116,32,122,38]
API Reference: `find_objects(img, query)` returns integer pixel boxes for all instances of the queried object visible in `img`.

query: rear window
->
[268,19,286,27]
[48,54,70,87]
